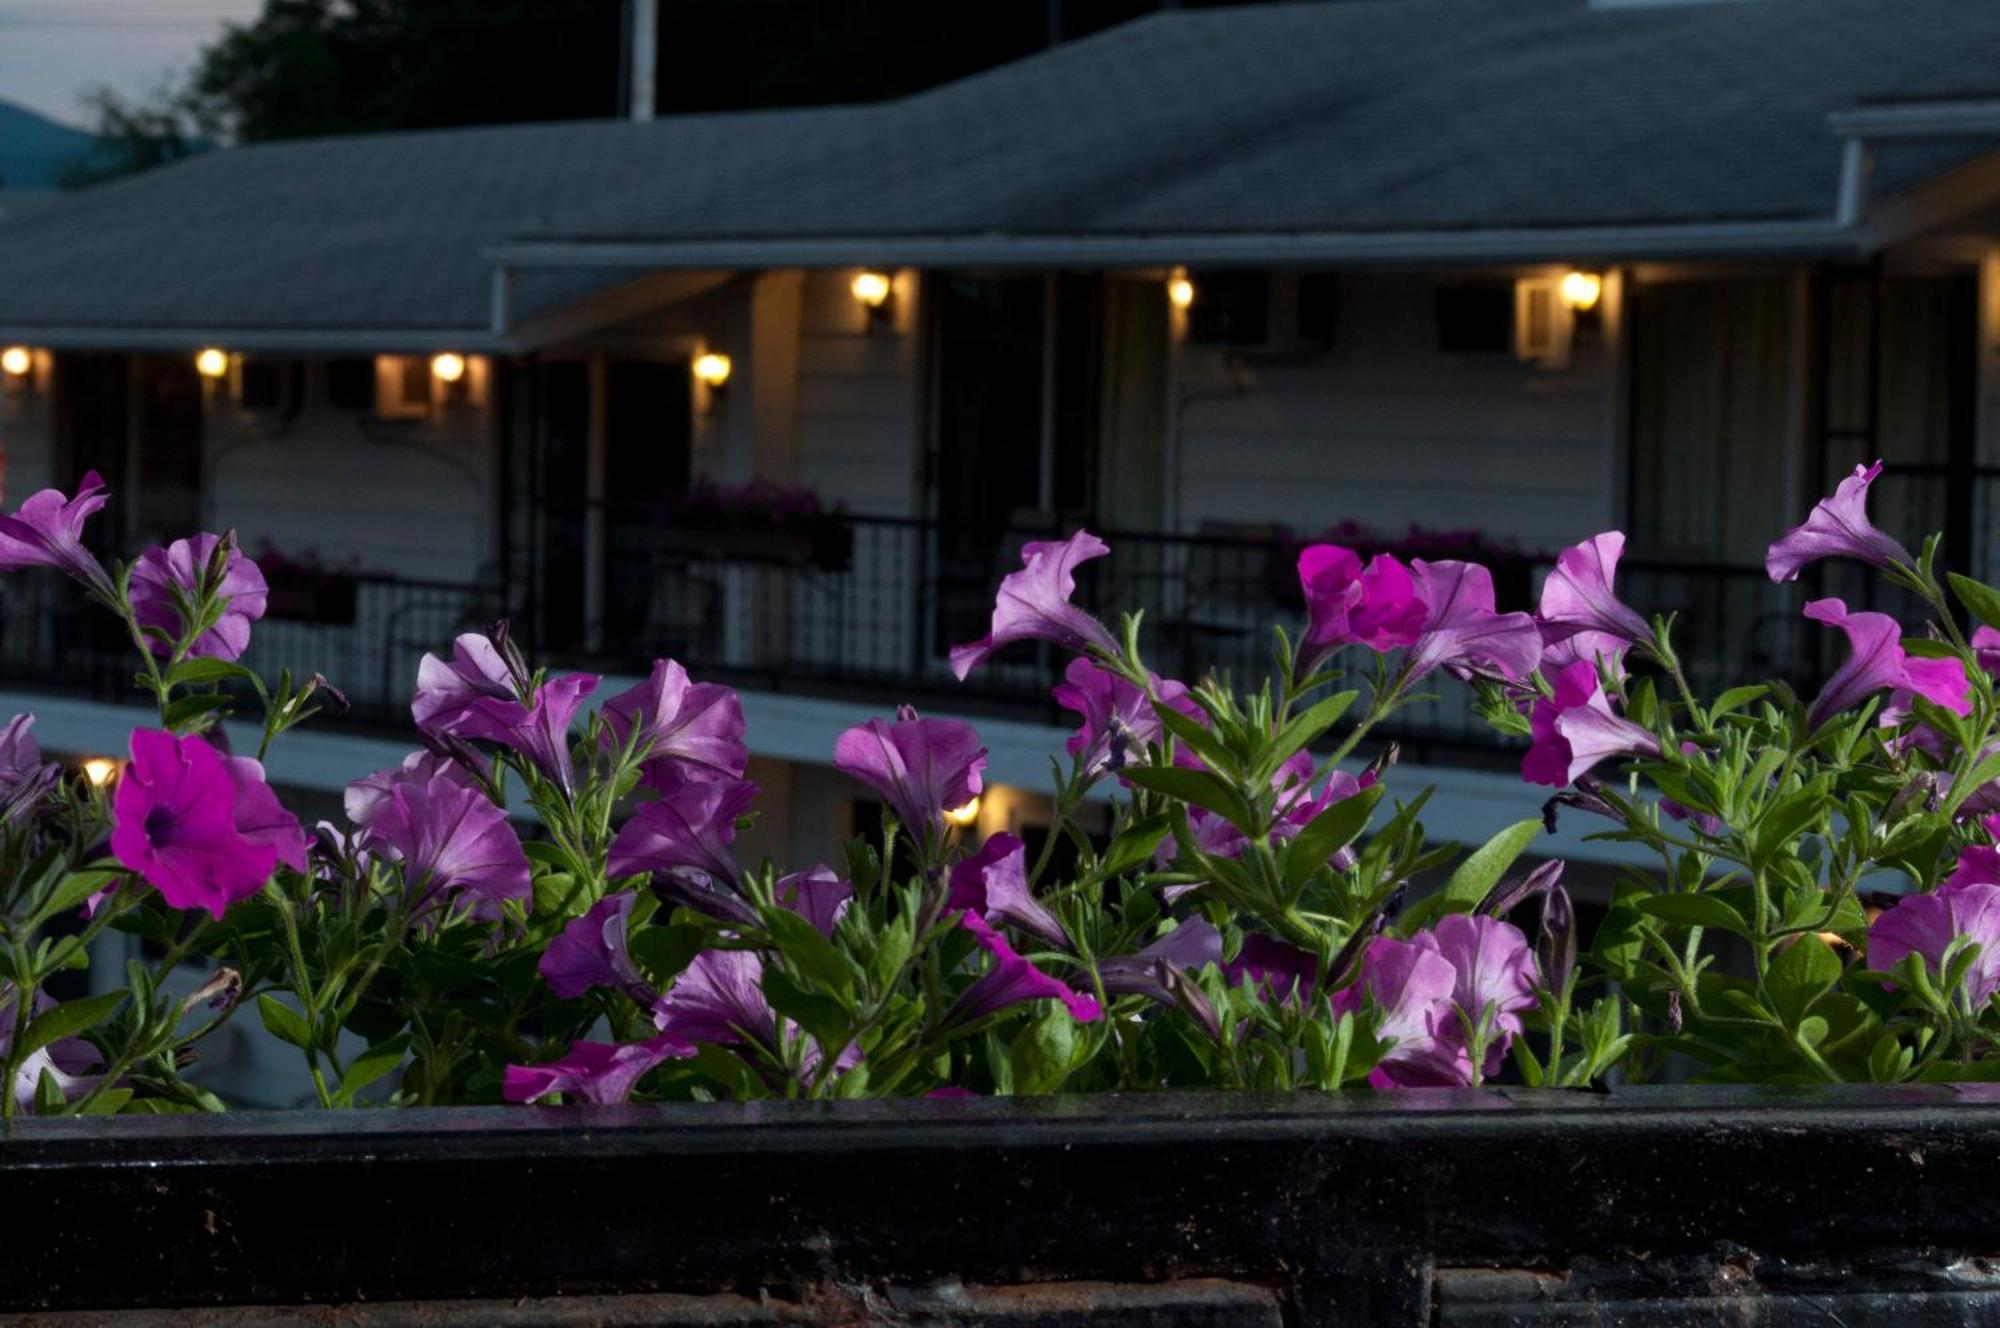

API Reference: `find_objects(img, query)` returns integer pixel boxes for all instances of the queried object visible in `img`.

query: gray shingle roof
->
[2,0,1998,342]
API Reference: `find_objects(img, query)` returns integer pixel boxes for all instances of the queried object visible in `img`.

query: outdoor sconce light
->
[194,347,231,380]
[80,757,120,790]
[1560,270,1603,312]
[0,346,31,378]
[944,797,982,829]
[693,352,733,389]
[430,352,467,385]
[1168,269,1196,311]
[851,270,894,329]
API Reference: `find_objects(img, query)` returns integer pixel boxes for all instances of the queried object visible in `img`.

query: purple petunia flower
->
[946,832,1069,950]
[1052,658,1200,779]
[1225,933,1321,1003]
[609,778,759,890]
[1521,659,1663,788]
[1537,531,1652,651]
[110,729,307,920]
[1,986,101,1114]
[1336,915,1540,1089]
[1766,461,1913,583]
[1093,917,1223,1008]
[1295,544,1427,675]
[351,770,531,912]
[0,470,114,599]
[539,890,653,1001]
[1975,626,2000,679]
[1803,598,1969,732]
[947,913,1102,1026]
[775,865,854,937]
[949,531,1119,679]
[832,707,986,848]
[344,751,483,830]
[0,714,59,823]
[1867,879,2000,1009]
[502,1032,693,1106]
[128,532,269,662]
[505,672,599,795]
[1424,912,1542,1079]
[600,659,748,793]
[412,633,522,737]
[1404,559,1543,684]
[650,947,863,1080]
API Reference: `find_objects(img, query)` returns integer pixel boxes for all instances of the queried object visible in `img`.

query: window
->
[1186,270,1271,347]
[1435,281,1513,354]
[326,358,374,411]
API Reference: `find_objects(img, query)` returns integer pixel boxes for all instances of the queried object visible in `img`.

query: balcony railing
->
[0,517,1868,761]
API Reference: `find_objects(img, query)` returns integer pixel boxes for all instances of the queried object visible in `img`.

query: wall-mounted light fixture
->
[1168,269,1196,312]
[430,352,467,385]
[693,352,733,390]
[80,756,121,790]
[195,347,231,380]
[851,270,894,330]
[944,796,982,829]
[0,346,32,378]
[1559,270,1603,312]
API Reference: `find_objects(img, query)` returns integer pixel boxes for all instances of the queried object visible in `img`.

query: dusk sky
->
[0,0,262,127]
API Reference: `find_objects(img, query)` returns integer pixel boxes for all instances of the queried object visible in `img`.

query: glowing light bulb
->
[430,352,467,384]
[0,346,30,377]
[851,271,892,308]
[81,757,119,789]
[1168,272,1195,311]
[693,352,733,388]
[195,348,230,379]
[944,797,982,828]
[1560,271,1603,311]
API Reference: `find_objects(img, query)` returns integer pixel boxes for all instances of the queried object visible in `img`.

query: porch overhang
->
[0,324,509,356]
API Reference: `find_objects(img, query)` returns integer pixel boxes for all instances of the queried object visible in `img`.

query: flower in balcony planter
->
[1337,914,1540,1088]
[502,1032,694,1106]
[947,914,1103,1027]
[1521,660,1663,788]
[949,530,1118,679]
[1225,933,1321,1003]
[412,633,523,736]
[832,707,986,850]
[1766,460,1912,583]
[506,672,599,796]
[1093,917,1224,1015]
[0,470,115,600]
[1537,531,1653,652]
[610,778,759,891]
[601,660,748,793]
[540,890,653,1001]
[128,532,268,662]
[776,865,854,937]
[1802,598,1969,732]
[1975,626,2000,678]
[1867,880,2000,1010]
[650,947,863,1080]
[947,832,1070,950]
[1294,544,1426,676]
[0,714,59,823]
[110,729,307,919]
[351,770,531,914]
[1404,559,1542,684]
[1052,658,1199,779]
[344,750,484,829]
[1180,757,1376,874]
[1,987,101,1115]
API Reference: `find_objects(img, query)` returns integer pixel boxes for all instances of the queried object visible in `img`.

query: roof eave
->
[0,326,511,355]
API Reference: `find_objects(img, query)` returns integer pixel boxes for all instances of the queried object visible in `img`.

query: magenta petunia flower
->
[1404,559,1543,684]
[1332,933,1463,1088]
[1803,598,1970,732]
[1537,531,1652,651]
[540,890,653,1001]
[600,659,747,793]
[0,470,114,599]
[947,913,1102,1026]
[0,714,59,822]
[1424,912,1541,1079]
[412,633,522,738]
[344,750,482,830]
[128,532,268,661]
[775,864,854,937]
[949,531,1119,679]
[502,1032,693,1106]
[111,729,307,919]
[504,672,599,795]
[1295,544,1427,675]
[1521,659,1662,788]
[352,770,530,911]
[1538,624,1630,682]
[832,707,986,846]
[946,832,1070,950]
[1766,461,1912,583]
[1052,658,1200,779]
[1867,880,2000,1009]
[650,947,863,1079]
[609,778,759,889]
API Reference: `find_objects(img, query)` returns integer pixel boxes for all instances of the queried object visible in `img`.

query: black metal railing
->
[0,518,1904,759]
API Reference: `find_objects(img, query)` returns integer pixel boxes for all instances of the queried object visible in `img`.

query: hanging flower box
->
[251,542,365,625]
[650,477,853,573]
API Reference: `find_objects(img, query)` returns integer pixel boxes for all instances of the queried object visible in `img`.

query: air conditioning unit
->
[1513,276,1575,369]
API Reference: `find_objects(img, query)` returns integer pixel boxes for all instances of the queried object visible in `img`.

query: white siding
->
[1173,272,1616,549]
[793,269,920,516]
[205,359,495,584]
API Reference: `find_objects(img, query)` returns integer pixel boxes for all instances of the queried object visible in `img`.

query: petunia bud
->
[1538,882,1576,998]
[1478,859,1565,920]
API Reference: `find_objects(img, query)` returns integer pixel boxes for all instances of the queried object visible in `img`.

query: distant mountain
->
[0,99,97,191]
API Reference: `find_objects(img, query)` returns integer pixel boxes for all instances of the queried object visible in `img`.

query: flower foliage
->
[6,450,2000,1114]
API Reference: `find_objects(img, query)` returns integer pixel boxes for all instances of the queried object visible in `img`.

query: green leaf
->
[1253,690,1357,785]
[629,922,706,988]
[1949,572,2000,632]
[335,1033,411,1105]
[1008,1005,1077,1095]
[1281,783,1385,892]
[1751,779,1828,869]
[1768,934,1842,1027]
[19,989,127,1056]
[164,657,261,690]
[1123,766,1257,834]
[79,1088,134,1115]
[1709,685,1770,720]
[761,908,859,1000]
[34,1067,66,1114]
[1632,893,1751,937]
[1152,705,1239,778]
[1096,815,1172,879]
[761,967,852,1058]
[1945,749,2000,818]
[30,869,122,927]
[160,692,233,732]
[255,993,315,1050]
[1440,819,1544,912]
